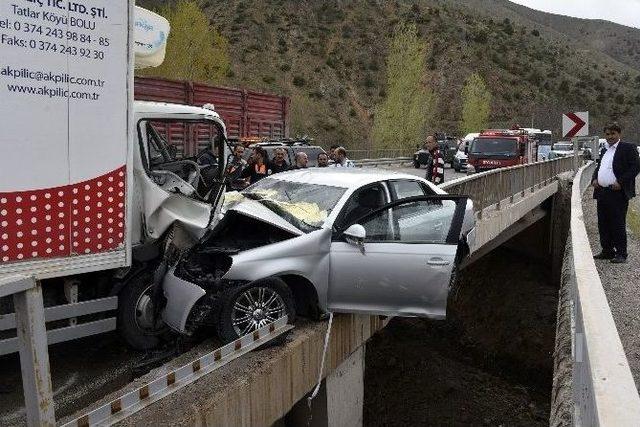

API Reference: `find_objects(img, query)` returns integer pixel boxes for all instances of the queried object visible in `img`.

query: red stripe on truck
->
[0,166,126,264]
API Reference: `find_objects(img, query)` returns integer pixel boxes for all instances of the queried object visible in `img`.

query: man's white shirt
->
[330,158,355,168]
[597,140,619,187]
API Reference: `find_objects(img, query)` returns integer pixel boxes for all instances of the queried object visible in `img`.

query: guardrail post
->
[1,276,56,427]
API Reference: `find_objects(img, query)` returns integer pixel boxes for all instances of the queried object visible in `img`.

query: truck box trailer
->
[0,3,230,353]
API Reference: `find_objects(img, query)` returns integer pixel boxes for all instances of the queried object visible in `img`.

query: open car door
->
[328,195,468,319]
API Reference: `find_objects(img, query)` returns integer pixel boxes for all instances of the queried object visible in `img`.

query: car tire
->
[217,277,296,343]
[413,160,421,169]
[117,272,167,350]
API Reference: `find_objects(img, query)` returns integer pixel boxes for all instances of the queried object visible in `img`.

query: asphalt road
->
[0,163,468,424]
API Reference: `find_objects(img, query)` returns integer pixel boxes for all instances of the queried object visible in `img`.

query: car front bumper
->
[162,268,206,334]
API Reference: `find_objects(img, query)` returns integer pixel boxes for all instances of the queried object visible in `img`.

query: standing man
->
[317,152,330,167]
[270,147,290,174]
[328,145,339,165]
[592,123,640,263]
[225,144,248,190]
[425,135,444,185]
[291,152,309,169]
[330,147,355,168]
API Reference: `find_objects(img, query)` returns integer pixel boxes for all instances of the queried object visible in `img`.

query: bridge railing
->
[560,161,640,426]
[441,156,575,216]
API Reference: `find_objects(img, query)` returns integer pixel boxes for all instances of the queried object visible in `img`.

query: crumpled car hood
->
[226,198,304,237]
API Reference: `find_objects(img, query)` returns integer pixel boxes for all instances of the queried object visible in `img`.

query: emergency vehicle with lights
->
[466,129,538,174]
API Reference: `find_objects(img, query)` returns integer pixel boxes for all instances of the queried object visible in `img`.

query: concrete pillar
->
[282,346,365,427]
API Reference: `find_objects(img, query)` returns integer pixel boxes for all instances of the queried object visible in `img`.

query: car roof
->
[265,168,430,189]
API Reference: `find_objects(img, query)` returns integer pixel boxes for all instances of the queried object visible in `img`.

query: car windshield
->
[554,143,573,151]
[242,178,347,232]
[470,138,517,155]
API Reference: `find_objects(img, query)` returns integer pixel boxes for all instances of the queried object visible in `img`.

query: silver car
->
[161,169,476,342]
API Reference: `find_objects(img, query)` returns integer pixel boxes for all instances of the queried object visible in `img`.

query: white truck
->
[0,2,229,353]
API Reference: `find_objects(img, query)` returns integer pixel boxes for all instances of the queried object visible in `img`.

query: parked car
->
[241,139,327,167]
[161,169,476,342]
[453,140,469,172]
[548,142,575,159]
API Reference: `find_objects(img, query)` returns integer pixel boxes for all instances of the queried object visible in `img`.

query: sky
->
[509,0,640,29]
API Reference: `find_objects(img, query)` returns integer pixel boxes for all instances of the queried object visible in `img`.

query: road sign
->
[562,112,588,138]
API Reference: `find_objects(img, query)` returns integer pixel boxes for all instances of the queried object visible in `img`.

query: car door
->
[328,195,468,319]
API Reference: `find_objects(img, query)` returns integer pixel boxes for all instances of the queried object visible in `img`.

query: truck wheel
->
[413,160,421,169]
[117,273,167,350]
[217,277,295,343]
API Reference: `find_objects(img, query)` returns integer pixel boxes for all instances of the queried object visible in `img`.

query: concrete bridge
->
[56,157,640,426]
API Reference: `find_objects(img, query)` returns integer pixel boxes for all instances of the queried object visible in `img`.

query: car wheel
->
[217,277,296,343]
[413,160,421,169]
[117,272,167,350]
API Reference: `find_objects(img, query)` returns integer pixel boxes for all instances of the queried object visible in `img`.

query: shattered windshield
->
[240,178,347,232]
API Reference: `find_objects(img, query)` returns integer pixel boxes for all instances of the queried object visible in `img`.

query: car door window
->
[360,198,461,244]
[336,184,388,230]
[389,180,425,200]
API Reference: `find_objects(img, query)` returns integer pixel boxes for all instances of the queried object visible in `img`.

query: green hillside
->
[138,0,640,149]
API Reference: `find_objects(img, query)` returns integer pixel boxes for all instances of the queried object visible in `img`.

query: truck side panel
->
[134,77,289,140]
[0,0,133,279]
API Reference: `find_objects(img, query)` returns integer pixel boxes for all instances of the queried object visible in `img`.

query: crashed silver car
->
[161,169,476,342]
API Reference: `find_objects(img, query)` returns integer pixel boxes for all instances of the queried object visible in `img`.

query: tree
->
[137,0,230,83]
[372,23,435,151]
[459,73,491,134]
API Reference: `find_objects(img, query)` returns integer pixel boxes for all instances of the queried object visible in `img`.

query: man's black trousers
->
[596,188,629,257]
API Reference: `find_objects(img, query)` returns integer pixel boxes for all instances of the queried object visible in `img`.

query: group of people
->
[224,144,355,189]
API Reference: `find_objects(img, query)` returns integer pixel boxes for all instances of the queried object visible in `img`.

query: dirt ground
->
[364,318,550,426]
[364,246,557,426]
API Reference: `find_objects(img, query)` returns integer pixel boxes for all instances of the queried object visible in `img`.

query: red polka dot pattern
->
[0,166,126,264]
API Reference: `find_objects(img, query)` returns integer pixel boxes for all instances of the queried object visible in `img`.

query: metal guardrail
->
[61,316,293,427]
[441,156,575,216]
[349,149,414,160]
[355,157,412,167]
[567,161,640,425]
[0,275,56,426]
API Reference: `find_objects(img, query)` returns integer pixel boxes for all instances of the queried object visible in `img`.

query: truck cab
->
[466,129,537,174]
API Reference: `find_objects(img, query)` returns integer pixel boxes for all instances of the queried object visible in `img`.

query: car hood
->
[226,197,305,236]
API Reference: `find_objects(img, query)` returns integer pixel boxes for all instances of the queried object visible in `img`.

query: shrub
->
[293,75,306,87]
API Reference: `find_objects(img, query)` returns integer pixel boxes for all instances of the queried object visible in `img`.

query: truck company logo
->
[481,160,502,165]
[0,167,126,263]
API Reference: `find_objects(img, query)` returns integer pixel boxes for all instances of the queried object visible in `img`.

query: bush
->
[263,75,275,84]
[531,29,540,37]
[280,63,291,72]
[293,75,306,87]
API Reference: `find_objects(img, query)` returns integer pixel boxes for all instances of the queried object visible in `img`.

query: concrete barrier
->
[551,161,640,426]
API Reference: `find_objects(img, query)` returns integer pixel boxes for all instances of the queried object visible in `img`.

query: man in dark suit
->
[591,123,640,263]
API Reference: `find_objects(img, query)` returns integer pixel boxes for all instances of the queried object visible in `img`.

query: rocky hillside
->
[138,0,640,148]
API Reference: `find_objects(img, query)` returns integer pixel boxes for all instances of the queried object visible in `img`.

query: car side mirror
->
[344,224,366,250]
